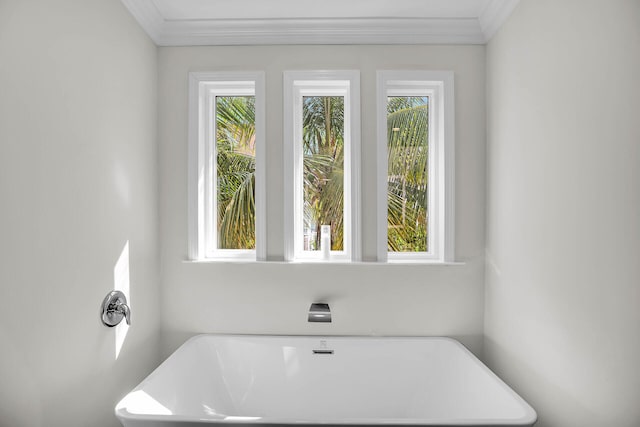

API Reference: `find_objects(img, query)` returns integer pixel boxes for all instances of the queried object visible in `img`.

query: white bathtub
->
[116,335,536,427]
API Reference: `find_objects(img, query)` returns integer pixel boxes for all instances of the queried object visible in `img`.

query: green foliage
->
[214,94,429,254]
[302,96,345,250]
[386,98,429,252]
[387,96,426,114]
[216,96,256,249]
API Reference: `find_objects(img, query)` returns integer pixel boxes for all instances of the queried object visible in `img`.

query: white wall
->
[7,1,637,425]
[0,1,159,426]
[485,1,640,426]
[158,45,487,357]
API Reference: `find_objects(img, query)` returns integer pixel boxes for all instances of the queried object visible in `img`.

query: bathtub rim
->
[115,334,537,426]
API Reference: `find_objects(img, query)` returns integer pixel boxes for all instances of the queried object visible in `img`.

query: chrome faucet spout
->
[308,303,331,323]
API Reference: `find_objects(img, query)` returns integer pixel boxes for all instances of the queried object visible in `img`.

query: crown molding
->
[478,0,521,42]
[120,0,164,42]
[157,18,485,46]
[121,0,520,46]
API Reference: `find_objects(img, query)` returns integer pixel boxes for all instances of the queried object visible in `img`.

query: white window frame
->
[188,71,266,261]
[376,71,455,263]
[283,71,361,262]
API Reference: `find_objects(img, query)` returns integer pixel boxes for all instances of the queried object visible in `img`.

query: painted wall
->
[0,1,159,426]
[158,45,487,357]
[485,1,640,426]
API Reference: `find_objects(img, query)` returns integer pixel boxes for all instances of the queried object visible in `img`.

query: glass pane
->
[387,96,428,252]
[215,96,256,249]
[302,96,344,251]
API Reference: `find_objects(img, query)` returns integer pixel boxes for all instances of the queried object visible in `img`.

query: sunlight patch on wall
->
[115,241,130,359]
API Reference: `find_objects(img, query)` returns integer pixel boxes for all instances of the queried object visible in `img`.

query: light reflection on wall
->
[115,241,130,359]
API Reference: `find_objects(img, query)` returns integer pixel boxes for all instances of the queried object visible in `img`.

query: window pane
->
[216,96,256,249]
[302,96,344,251]
[387,96,428,252]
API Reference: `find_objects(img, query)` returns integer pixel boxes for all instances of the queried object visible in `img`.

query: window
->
[188,72,266,261]
[376,71,455,262]
[188,70,453,264]
[283,71,361,262]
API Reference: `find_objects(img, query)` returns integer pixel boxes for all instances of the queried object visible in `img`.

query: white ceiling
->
[121,0,520,46]
[153,0,490,20]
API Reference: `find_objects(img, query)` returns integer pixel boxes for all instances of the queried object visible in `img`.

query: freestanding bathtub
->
[116,335,536,427]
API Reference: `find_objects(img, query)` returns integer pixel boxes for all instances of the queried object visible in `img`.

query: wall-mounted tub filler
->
[308,303,331,323]
[101,290,131,327]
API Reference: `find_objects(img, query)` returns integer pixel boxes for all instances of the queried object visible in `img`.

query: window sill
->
[183,259,466,266]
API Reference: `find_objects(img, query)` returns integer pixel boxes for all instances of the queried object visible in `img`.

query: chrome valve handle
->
[101,290,131,327]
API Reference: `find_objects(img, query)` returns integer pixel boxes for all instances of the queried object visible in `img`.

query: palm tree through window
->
[302,96,345,252]
[215,95,256,250]
[387,96,429,252]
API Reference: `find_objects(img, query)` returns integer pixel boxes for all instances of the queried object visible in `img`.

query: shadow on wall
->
[0,328,43,426]
[483,337,607,427]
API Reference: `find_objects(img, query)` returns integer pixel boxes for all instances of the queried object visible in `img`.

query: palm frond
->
[386,103,429,252]
[219,171,255,249]
[215,96,257,249]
